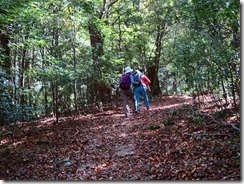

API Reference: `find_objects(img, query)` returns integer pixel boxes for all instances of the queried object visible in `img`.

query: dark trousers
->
[122,88,136,117]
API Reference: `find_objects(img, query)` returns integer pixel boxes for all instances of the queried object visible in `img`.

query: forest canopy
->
[0,0,240,124]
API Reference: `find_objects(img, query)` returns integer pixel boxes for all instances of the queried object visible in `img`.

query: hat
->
[124,66,133,74]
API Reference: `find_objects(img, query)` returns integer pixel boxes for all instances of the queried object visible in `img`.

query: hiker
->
[139,68,151,92]
[119,66,140,117]
[132,69,150,112]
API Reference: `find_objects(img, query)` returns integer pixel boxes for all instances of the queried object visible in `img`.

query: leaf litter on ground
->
[0,95,240,180]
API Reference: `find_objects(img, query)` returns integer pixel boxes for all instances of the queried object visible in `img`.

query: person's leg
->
[143,88,150,109]
[122,92,129,117]
[127,89,136,113]
[135,87,142,112]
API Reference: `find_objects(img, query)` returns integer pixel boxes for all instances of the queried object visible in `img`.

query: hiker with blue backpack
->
[132,69,151,112]
[119,66,141,117]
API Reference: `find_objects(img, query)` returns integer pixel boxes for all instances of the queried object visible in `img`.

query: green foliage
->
[0,68,36,124]
[193,116,202,124]
[0,0,240,120]
[147,125,160,130]
[171,0,240,96]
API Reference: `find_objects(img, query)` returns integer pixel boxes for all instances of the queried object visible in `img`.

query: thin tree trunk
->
[20,35,28,105]
[51,81,55,119]
[172,73,177,94]
[228,63,237,110]
[44,84,48,116]
[221,79,228,106]
[50,25,60,123]
[72,28,78,112]
[40,45,49,116]
[55,82,59,123]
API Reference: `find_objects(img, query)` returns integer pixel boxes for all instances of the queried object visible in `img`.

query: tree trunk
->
[72,40,78,112]
[228,63,238,110]
[147,25,163,96]
[40,45,49,116]
[51,26,60,123]
[88,23,105,103]
[0,31,11,76]
[0,31,11,124]
[221,79,228,106]
[44,83,48,116]
[172,73,177,94]
[51,81,59,123]
[19,33,29,105]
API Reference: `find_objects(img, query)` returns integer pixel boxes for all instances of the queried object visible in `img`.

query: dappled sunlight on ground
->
[151,102,190,111]
[0,95,240,180]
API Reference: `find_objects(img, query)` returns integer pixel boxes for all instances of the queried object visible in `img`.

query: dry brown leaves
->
[0,95,240,180]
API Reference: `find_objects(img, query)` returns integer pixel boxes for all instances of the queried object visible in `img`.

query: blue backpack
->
[119,73,131,90]
[132,70,142,87]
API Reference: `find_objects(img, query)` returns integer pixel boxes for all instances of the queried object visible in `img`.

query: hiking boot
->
[133,110,139,114]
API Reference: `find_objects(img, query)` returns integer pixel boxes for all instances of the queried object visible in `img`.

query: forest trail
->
[0,95,240,180]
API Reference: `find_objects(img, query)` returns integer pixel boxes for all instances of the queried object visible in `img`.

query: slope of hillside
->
[0,95,240,180]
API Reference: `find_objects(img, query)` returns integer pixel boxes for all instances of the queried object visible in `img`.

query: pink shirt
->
[141,75,151,86]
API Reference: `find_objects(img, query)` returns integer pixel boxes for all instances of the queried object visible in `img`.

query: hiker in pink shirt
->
[140,69,151,91]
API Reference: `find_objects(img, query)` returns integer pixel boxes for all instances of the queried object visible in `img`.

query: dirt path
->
[0,95,240,180]
[72,95,192,180]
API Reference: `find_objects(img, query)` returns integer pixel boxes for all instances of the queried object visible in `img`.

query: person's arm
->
[130,74,140,85]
